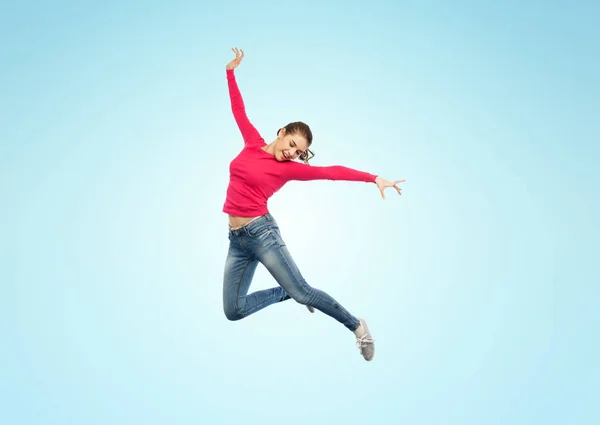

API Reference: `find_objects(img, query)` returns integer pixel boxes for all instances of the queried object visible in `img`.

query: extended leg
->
[258,241,360,332]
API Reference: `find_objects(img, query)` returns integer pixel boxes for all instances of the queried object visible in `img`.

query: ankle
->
[353,322,365,337]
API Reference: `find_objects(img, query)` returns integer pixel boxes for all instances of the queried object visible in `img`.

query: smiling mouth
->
[283,152,289,159]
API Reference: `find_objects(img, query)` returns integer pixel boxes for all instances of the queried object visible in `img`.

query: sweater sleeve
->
[285,161,378,183]
[226,69,264,147]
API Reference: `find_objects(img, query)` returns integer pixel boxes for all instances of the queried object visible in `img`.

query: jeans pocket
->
[269,226,286,247]
[246,220,271,238]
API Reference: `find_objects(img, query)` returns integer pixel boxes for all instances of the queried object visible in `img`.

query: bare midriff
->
[228,215,261,229]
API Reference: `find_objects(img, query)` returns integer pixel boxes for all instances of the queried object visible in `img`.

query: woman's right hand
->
[375,176,405,199]
[226,47,245,70]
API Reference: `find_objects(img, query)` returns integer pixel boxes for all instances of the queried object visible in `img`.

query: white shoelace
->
[356,334,375,349]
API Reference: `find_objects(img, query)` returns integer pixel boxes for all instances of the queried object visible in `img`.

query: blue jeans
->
[223,213,360,332]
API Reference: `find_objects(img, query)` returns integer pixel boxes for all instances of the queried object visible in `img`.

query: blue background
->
[2,1,598,424]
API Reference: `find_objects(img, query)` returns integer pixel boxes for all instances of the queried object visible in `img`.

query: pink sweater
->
[222,69,378,217]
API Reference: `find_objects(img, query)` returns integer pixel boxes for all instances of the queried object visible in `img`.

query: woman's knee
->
[287,283,316,306]
[223,304,243,321]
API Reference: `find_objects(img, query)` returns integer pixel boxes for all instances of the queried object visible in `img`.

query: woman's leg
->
[236,213,374,359]
[257,228,361,332]
[222,236,289,321]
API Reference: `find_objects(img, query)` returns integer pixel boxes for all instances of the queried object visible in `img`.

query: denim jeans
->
[223,213,360,332]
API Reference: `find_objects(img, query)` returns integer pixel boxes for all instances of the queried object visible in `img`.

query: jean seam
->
[272,240,319,306]
[241,289,283,316]
[233,258,252,316]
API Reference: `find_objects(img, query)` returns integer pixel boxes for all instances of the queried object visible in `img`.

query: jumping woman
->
[222,48,404,361]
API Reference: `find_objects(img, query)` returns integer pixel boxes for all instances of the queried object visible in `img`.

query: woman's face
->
[275,130,309,162]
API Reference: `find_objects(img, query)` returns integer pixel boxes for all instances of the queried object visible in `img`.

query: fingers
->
[380,189,385,200]
[392,179,404,195]
[231,47,244,59]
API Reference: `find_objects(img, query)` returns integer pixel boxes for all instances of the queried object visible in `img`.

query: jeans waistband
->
[228,213,273,234]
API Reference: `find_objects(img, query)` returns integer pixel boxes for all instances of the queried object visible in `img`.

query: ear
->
[278,127,286,138]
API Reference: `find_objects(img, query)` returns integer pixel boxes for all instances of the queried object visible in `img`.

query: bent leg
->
[258,238,360,332]
[223,244,289,321]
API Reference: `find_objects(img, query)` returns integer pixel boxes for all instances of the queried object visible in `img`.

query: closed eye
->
[290,140,301,157]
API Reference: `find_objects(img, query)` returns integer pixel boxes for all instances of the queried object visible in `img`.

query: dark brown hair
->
[277,121,314,163]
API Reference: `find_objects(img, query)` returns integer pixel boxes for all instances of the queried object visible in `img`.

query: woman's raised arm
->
[225,48,263,147]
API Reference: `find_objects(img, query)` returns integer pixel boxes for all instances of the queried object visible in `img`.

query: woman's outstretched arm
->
[226,48,263,147]
[285,161,404,199]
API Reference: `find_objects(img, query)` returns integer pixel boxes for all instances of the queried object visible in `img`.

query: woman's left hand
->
[226,47,245,70]
[375,176,405,199]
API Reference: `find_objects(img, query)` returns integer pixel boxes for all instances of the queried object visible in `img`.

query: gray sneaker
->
[355,319,375,361]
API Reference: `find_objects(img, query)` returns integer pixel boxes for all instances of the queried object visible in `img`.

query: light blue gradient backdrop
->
[2,1,598,424]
